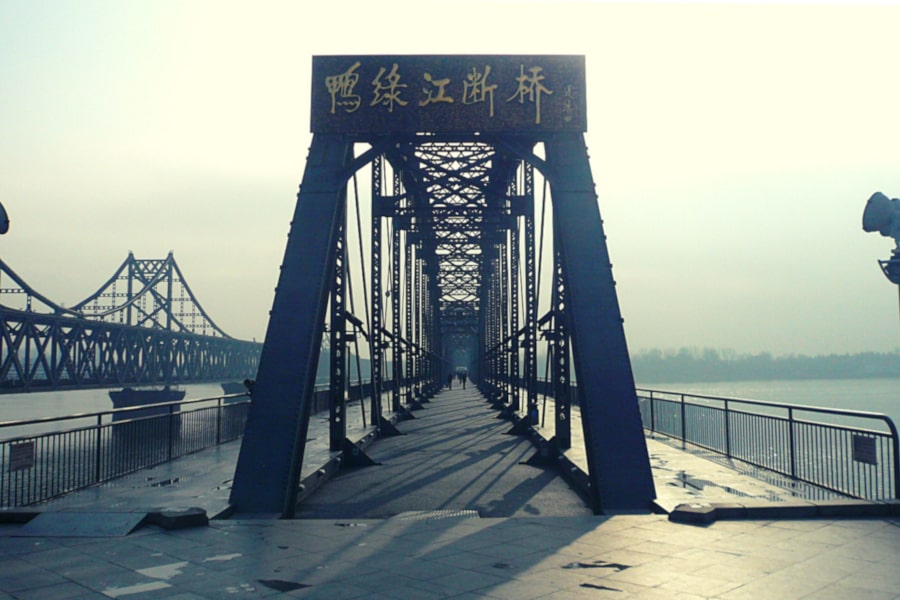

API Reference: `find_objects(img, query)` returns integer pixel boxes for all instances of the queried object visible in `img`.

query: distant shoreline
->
[630,348,900,384]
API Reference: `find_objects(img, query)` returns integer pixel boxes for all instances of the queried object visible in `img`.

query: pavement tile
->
[428,568,513,595]
[803,583,898,600]
[689,552,792,581]
[656,571,745,597]
[718,570,832,600]
[0,557,70,592]
[12,580,106,599]
[481,577,572,600]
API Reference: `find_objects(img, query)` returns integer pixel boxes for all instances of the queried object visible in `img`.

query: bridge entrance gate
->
[231,55,654,515]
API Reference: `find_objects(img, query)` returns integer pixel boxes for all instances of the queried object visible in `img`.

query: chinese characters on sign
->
[312,55,585,134]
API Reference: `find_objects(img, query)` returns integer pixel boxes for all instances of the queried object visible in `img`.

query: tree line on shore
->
[630,347,900,383]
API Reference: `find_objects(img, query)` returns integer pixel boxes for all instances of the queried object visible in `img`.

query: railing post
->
[649,391,655,434]
[216,398,222,446]
[95,414,103,484]
[724,398,731,458]
[680,394,687,448]
[894,433,900,500]
[885,417,900,499]
[168,404,175,462]
[788,406,797,480]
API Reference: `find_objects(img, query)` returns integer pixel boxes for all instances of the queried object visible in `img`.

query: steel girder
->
[542,133,655,512]
[230,135,354,516]
[232,132,654,515]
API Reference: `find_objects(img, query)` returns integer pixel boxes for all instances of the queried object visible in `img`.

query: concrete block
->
[147,507,208,530]
[668,503,717,525]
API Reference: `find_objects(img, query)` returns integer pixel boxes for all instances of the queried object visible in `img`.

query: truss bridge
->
[0,252,260,393]
[230,55,656,516]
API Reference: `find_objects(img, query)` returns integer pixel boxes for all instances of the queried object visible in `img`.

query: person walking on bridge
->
[447,373,453,390]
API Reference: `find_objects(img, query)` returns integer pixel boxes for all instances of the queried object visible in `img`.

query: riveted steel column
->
[552,242,571,449]
[230,134,352,516]
[404,241,414,403]
[370,156,384,420]
[523,164,538,419]
[509,218,520,410]
[329,212,347,449]
[543,133,655,513]
[391,198,403,411]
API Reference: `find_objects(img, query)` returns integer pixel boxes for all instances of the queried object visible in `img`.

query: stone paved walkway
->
[1,387,898,598]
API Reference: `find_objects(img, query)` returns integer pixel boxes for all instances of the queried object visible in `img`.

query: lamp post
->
[0,201,8,235]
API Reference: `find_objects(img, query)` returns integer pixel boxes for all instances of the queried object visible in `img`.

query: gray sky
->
[1,0,899,356]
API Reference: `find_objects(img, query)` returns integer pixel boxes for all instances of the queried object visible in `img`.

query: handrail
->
[636,387,899,500]
[0,393,252,507]
[637,387,898,427]
[0,394,248,433]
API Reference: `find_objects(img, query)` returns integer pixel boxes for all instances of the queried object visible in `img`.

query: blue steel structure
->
[231,55,655,515]
[0,253,260,392]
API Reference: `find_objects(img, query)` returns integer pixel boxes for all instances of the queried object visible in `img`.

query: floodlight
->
[0,201,8,234]
[862,191,900,244]
[863,192,900,286]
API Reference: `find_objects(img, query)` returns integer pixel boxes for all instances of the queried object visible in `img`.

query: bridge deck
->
[297,387,593,519]
[4,389,898,598]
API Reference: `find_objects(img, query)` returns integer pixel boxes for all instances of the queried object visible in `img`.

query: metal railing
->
[637,388,900,500]
[0,394,250,508]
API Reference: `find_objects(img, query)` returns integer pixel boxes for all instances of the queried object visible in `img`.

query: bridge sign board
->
[311,55,586,134]
[9,441,35,472]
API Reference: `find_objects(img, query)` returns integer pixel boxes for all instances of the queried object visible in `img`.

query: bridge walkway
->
[21,387,850,520]
[2,389,898,598]
[296,387,593,519]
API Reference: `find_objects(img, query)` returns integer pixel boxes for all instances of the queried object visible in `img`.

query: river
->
[0,383,229,425]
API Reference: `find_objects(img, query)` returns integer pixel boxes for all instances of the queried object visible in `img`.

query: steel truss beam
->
[232,132,654,516]
[231,135,354,516]
[0,310,258,393]
[543,133,655,512]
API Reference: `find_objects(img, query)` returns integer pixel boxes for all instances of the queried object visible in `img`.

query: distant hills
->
[630,348,900,383]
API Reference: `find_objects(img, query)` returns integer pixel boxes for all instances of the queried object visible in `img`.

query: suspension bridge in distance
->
[0,252,261,393]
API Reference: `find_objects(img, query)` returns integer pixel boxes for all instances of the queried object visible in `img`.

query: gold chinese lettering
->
[462,66,497,117]
[419,72,454,107]
[506,65,553,124]
[325,61,362,114]
[371,63,408,112]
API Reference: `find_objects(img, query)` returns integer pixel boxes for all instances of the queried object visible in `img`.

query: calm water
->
[0,383,229,428]
[640,378,900,429]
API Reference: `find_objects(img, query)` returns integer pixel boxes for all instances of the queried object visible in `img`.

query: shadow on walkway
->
[296,388,594,519]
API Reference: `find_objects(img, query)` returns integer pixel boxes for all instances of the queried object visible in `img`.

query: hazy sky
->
[1,0,899,357]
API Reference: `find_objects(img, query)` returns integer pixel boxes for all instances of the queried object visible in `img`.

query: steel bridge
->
[0,252,260,393]
[231,55,655,516]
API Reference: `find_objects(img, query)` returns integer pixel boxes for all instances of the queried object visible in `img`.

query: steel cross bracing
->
[232,132,655,516]
[0,253,260,393]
